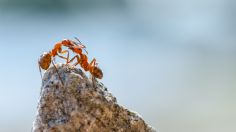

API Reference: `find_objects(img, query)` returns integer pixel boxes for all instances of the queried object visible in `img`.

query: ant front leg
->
[68,55,81,66]
[57,50,70,63]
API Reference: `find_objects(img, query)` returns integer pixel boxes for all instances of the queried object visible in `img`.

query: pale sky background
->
[0,0,236,132]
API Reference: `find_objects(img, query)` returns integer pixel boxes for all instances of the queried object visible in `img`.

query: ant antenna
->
[74,37,89,54]
[83,48,88,54]
[74,37,82,44]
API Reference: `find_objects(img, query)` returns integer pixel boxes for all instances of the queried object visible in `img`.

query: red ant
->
[38,38,103,86]
[68,44,103,86]
[67,38,103,80]
[38,39,87,85]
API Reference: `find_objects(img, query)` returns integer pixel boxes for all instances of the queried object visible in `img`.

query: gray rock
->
[33,64,156,132]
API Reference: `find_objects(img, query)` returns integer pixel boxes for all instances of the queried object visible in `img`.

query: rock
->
[33,64,156,132]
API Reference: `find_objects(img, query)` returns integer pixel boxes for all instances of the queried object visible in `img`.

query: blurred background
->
[0,0,235,132]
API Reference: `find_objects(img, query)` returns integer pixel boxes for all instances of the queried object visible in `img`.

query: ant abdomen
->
[91,67,103,79]
[39,52,52,70]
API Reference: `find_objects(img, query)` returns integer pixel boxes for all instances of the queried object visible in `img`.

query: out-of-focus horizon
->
[0,0,235,132]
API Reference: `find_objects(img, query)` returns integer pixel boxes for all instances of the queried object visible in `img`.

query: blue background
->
[0,0,235,131]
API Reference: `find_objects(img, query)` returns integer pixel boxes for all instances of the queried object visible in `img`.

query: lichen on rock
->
[33,64,156,132]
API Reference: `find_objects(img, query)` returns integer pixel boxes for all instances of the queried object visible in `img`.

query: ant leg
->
[38,60,43,80]
[68,55,76,63]
[53,57,56,63]
[52,60,64,86]
[57,55,67,60]
[68,55,81,66]
[89,58,97,87]
[89,58,96,66]
[57,50,70,63]
[88,58,96,76]
[61,50,70,63]
[92,75,96,88]
[74,55,81,66]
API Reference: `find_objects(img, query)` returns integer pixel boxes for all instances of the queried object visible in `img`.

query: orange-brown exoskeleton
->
[38,39,77,85]
[38,52,51,71]
[51,39,77,63]
[68,54,103,86]
[38,52,64,85]
[39,38,103,87]
[53,38,88,63]
[88,58,103,79]
[67,38,103,80]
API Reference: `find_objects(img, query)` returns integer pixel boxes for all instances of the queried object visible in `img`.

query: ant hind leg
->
[92,75,95,88]
[89,58,96,67]
[52,60,64,86]
[38,61,43,80]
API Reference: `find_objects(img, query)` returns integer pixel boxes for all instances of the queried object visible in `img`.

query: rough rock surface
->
[33,64,156,132]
